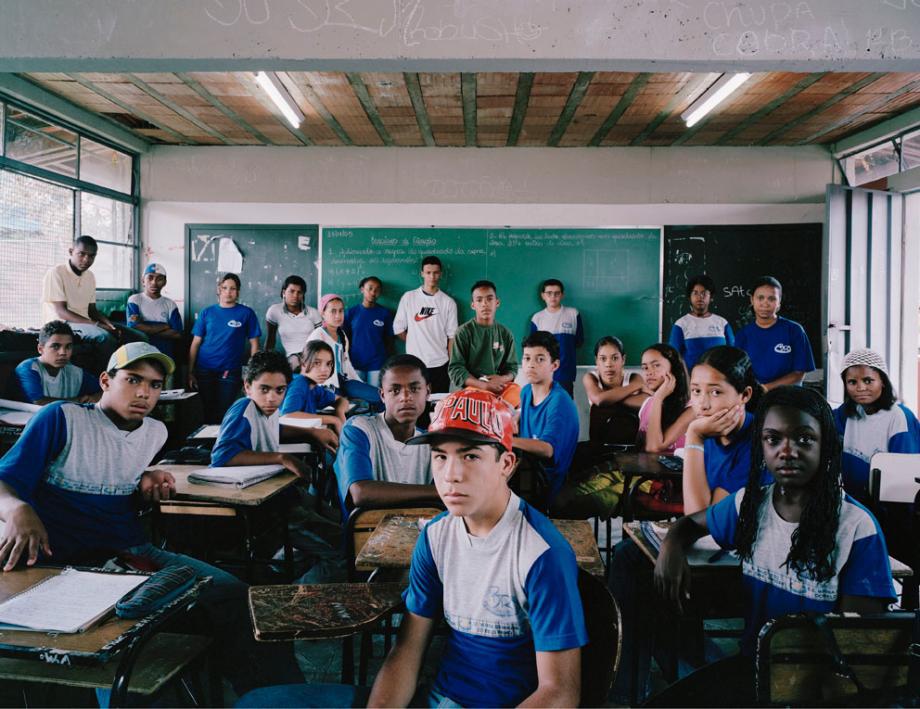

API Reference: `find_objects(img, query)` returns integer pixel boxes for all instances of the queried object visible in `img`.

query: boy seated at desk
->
[209,350,339,470]
[514,330,580,507]
[0,342,302,695]
[448,280,520,405]
[11,320,101,405]
[334,354,440,516]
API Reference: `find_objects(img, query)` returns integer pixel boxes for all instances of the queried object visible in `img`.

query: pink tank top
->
[638,397,688,453]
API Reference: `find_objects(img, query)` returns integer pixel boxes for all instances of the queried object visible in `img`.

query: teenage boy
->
[0,342,302,695]
[529,278,583,397]
[393,256,458,394]
[668,274,735,371]
[41,235,144,367]
[12,320,101,405]
[370,387,587,706]
[344,275,394,388]
[334,354,440,515]
[514,331,580,503]
[449,280,519,399]
[734,276,815,390]
[210,350,339,468]
[126,263,183,359]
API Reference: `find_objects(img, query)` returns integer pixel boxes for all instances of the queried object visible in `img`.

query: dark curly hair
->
[734,386,843,583]
[244,350,292,384]
[642,343,689,431]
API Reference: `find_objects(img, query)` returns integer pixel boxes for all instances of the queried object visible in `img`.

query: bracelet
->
[684,443,705,453]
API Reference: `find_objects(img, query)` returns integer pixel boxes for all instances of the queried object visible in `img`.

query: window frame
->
[835,124,920,188]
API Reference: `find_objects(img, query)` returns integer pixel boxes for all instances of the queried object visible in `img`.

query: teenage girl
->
[652,386,895,705]
[307,294,381,406]
[832,348,920,503]
[583,336,648,446]
[637,343,694,454]
[280,340,349,435]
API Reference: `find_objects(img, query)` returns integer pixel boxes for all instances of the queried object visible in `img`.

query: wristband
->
[684,443,705,453]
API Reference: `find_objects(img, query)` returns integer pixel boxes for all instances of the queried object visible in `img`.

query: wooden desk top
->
[615,452,680,477]
[355,514,605,577]
[148,464,300,507]
[248,582,405,641]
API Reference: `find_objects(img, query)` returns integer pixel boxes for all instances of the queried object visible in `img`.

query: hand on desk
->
[0,503,51,571]
[308,427,339,455]
[140,469,177,502]
[279,453,311,478]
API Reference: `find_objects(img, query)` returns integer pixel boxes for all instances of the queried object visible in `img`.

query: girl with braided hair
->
[652,386,895,703]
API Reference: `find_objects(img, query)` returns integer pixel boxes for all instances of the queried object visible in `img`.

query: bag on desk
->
[115,564,198,619]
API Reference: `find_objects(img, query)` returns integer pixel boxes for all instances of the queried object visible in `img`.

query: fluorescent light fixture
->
[254,71,304,129]
[680,72,751,128]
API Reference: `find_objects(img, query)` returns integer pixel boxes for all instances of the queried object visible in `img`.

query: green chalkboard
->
[185,224,319,341]
[321,227,661,364]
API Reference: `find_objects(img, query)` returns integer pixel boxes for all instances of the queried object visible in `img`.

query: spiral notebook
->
[0,568,148,633]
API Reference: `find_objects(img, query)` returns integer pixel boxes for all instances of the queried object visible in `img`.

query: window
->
[902,130,920,171]
[0,98,139,328]
[841,141,900,187]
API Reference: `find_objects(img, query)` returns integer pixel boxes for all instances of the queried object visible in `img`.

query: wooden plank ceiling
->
[17,70,920,148]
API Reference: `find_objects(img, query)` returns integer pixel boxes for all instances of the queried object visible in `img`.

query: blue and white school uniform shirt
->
[529,307,584,384]
[833,403,920,501]
[333,413,431,513]
[0,402,167,561]
[405,493,588,707]
[668,313,735,371]
[519,382,580,501]
[703,411,770,495]
[707,486,896,655]
[210,397,279,467]
[127,292,183,358]
[344,303,393,372]
[191,303,261,374]
[13,358,100,403]
[279,374,337,416]
[735,316,815,385]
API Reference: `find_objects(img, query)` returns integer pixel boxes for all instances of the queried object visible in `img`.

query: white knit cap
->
[840,348,889,377]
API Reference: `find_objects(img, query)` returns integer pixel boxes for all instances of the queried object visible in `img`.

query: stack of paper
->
[279,415,322,429]
[188,465,285,489]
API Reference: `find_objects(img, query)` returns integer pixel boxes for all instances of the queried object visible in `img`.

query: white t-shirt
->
[41,263,96,324]
[393,287,458,368]
[265,302,323,357]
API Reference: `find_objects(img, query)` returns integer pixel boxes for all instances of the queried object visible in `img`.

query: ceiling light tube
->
[254,71,304,129]
[681,72,751,128]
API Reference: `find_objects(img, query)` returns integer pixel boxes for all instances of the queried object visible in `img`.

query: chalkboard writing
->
[321,227,661,364]
[663,224,823,362]
[185,225,320,347]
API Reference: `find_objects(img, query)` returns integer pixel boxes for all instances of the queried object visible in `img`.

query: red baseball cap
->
[407,388,514,451]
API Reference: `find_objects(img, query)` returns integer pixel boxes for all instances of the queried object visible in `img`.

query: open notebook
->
[188,464,285,488]
[0,568,147,633]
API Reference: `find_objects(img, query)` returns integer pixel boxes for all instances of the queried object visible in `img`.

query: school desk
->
[149,463,302,580]
[0,566,213,707]
[354,513,605,577]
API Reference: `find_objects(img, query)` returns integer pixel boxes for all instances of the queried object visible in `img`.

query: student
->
[210,350,338,469]
[0,342,302,695]
[344,275,394,388]
[126,263,183,359]
[637,343,695,454]
[514,331,580,504]
[279,340,349,434]
[529,278,584,396]
[333,354,439,515]
[368,387,587,706]
[583,335,648,446]
[652,386,895,704]
[682,345,769,512]
[552,343,693,520]
[393,256,458,394]
[188,273,261,423]
[41,235,144,368]
[448,280,519,402]
[833,348,920,504]
[734,276,815,390]
[265,275,322,372]
[12,320,101,405]
[306,293,381,406]
[668,274,735,371]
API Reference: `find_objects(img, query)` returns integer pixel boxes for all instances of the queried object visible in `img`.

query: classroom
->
[0,1,918,706]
